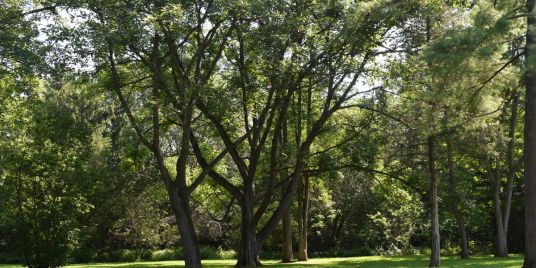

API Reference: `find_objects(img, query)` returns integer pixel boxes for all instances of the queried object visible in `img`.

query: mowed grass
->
[0,255,524,268]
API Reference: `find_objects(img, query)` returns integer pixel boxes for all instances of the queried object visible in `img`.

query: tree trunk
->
[493,178,508,257]
[335,213,346,243]
[297,174,309,261]
[106,35,202,267]
[445,139,469,259]
[453,208,469,259]
[236,180,261,267]
[281,117,293,263]
[525,1,536,266]
[169,189,202,268]
[330,214,340,248]
[428,135,440,267]
[503,91,519,238]
[485,160,509,258]
[282,208,293,262]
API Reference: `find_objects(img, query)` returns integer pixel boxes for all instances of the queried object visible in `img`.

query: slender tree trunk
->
[297,175,309,261]
[485,160,508,258]
[296,81,309,262]
[493,186,508,257]
[524,1,536,266]
[453,208,469,259]
[334,213,346,242]
[493,91,520,259]
[446,139,469,259]
[503,92,519,237]
[487,93,520,258]
[428,135,440,267]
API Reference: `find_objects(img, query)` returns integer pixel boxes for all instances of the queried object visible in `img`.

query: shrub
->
[106,249,146,262]
[150,249,183,261]
[217,248,237,259]
[0,252,20,263]
[70,248,98,263]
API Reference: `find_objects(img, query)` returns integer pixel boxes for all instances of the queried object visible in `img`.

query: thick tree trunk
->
[428,135,440,267]
[281,173,293,263]
[525,1,536,266]
[237,181,261,267]
[445,140,469,259]
[281,118,293,263]
[282,208,293,262]
[297,175,309,261]
[169,190,202,268]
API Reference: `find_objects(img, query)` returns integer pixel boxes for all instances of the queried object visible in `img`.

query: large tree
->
[189,0,416,266]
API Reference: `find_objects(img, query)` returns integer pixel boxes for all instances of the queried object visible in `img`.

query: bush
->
[441,243,462,256]
[150,249,183,261]
[105,249,149,262]
[307,248,373,258]
[421,247,431,256]
[67,246,235,263]
[0,252,20,263]
[217,248,237,259]
[70,248,98,263]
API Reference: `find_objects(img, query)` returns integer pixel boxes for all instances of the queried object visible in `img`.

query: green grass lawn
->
[0,255,524,268]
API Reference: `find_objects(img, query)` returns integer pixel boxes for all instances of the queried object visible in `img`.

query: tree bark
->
[503,91,519,238]
[297,174,309,261]
[495,91,520,258]
[282,208,293,262]
[168,188,202,268]
[493,173,508,257]
[446,139,469,259]
[428,135,440,267]
[524,1,536,266]
[281,120,293,263]
[485,160,509,258]
[485,92,520,258]
[236,180,261,267]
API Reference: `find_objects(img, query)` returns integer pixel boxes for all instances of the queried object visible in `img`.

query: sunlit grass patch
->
[0,254,524,268]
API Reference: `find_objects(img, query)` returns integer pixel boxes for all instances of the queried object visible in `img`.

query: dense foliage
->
[1,0,535,267]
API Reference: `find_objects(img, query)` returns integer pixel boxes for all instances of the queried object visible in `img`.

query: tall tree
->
[51,1,238,266]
